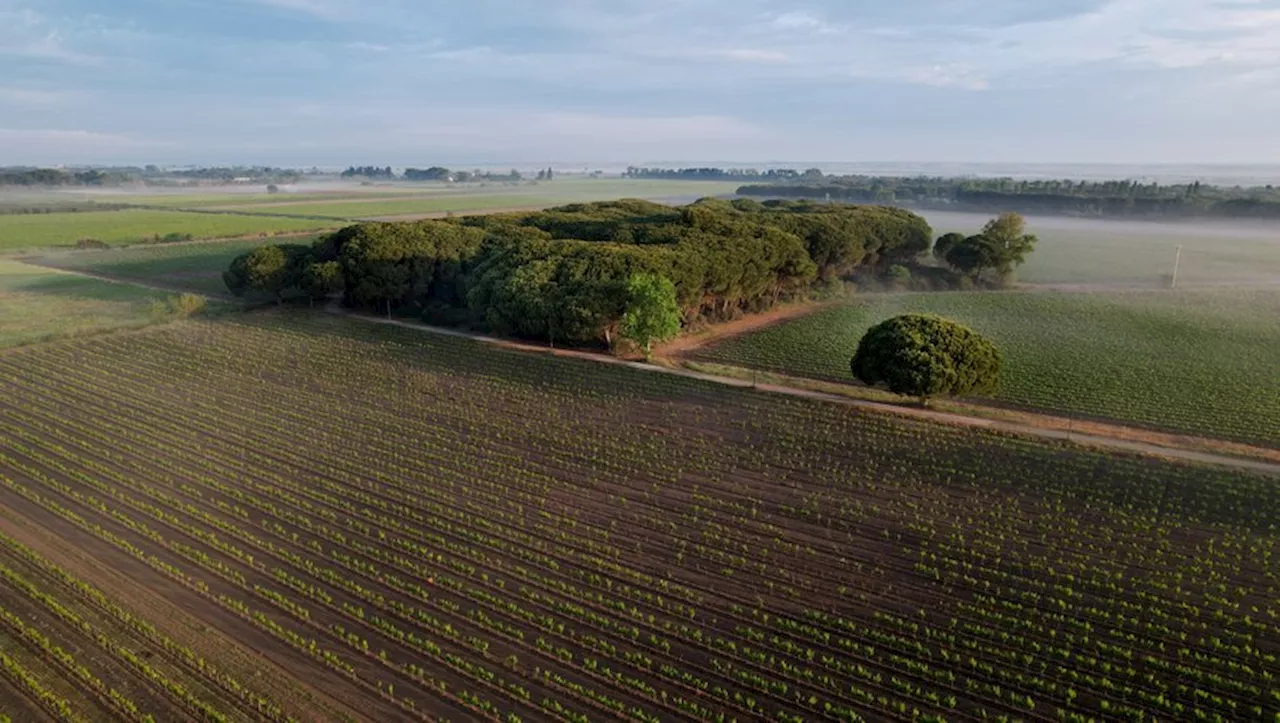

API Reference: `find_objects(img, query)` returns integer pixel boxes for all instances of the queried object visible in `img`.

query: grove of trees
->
[340,166,395,179]
[851,314,1003,401]
[0,166,301,187]
[737,175,1280,218]
[936,213,1037,283]
[225,197,937,347]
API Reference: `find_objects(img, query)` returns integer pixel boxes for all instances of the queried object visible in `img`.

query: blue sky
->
[1,0,1278,166]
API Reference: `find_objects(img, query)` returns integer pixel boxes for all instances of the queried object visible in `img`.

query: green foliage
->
[932,232,966,260]
[979,212,1038,277]
[737,174,1280,218]
[336,220,485,313]
[222,243,311,300]
[301,260,343,302]
[885,265,912,286]
[619,274,681,355]
[851,314,1002,399]
[148,293,207,321]
[942,213,1037,281]
[233,198,930,344]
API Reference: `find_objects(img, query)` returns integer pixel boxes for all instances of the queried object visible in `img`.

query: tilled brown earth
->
[0,313,1274,722]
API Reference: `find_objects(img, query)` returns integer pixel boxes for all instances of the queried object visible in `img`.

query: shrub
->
[851,313,1002,401]
[886,264,912,287]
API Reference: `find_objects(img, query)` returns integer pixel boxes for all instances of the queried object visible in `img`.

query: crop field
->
[918,211,1280,287]
[0,210,340,252]
[693,289,1280,448]
[202,181,741,220]
[0,260,208,348]
[225,195,571,220]
[0,312,1274,722]
[62,179,740,212]
[31,239,304,297]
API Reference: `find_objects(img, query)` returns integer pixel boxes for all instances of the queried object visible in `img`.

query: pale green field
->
[0,210,339,252]
[231,194,567,220]
[67,179,739,210]
[0,260,216,347]
[203,179,740,218]
[33,238,281,296]
[0,180,740,251]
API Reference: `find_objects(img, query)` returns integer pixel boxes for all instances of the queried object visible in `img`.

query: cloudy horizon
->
[3,0,1279,167]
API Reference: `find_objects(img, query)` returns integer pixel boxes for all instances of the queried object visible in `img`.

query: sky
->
[1,0,1279,167]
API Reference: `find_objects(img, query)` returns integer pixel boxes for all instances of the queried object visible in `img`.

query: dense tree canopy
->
[222,244,312,302]
[226,197,938,347]
[851,314,1002,400]
[736,174,1280,218]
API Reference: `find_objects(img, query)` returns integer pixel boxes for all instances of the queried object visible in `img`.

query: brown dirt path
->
[653,299,838,356]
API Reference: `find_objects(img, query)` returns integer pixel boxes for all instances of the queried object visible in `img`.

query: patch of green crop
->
[0,209,340,251]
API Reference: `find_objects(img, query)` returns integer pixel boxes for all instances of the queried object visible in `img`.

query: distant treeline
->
[0,166,301,187]
[343,166,533,182]
[624,166,824,182]
[225,198,934,346]
[733,174,1280,218]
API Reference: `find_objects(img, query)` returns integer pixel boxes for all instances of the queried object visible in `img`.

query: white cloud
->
[770,11,838,34]
[0,9,100,64]
[901,65,991,90]
[709,48,790,63]
[0,128,173,150]
[532,112,764,142]
[0,87,79,107]
[246,0,349,18]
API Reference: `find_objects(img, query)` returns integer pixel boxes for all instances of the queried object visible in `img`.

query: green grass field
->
[32,238,285,296]
[0,260,217,347]
[694,289,1280,446]
[0,209,340,252]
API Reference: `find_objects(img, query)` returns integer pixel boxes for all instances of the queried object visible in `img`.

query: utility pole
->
[1170,245,1182,289]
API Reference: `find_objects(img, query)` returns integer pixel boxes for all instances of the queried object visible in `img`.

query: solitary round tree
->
[850,314,1001,402]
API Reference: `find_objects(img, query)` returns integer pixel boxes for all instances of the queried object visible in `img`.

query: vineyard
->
[0,312,1276,722]
[692,289,1280,448]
